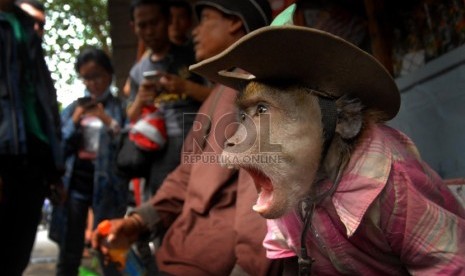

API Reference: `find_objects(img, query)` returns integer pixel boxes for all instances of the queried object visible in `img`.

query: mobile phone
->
[77,97,98,109]
[143,70,164,82]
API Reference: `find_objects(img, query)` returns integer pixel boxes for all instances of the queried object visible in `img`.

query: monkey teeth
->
[220,163,238,170]
[253,189,273,213]
[245,168,274,214]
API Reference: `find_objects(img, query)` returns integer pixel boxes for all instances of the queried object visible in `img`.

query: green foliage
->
[42,0,112,102]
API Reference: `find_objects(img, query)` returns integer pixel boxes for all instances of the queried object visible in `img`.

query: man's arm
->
[117,89,216,244]
[138,125,197,229]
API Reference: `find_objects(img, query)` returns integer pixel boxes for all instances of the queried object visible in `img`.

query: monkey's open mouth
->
[245,168,274,214]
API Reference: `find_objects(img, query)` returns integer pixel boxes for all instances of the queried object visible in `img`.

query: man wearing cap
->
[191,5,465,275]
[16,0,45,38]
[92,0,283,275]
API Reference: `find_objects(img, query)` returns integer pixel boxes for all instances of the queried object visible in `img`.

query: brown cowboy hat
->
[190,25,400,120]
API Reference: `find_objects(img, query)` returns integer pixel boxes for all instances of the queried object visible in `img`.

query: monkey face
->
[222,82,325,219]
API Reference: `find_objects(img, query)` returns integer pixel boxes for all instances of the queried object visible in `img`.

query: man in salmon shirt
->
[93,0,285,275]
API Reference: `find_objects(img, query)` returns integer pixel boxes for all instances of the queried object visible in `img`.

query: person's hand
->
[72,105,86,124]
[134,79,159,106]
[91,216,143,259]
[159,73,186,95]
[84,103,112,126]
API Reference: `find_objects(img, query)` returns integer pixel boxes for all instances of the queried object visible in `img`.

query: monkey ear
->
[335,98,363,139]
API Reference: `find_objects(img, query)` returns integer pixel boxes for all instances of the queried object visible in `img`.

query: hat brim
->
[190,25,400,120]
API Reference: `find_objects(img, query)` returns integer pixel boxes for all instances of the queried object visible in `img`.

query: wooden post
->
[364,0,394,75]
[108,0,139,94]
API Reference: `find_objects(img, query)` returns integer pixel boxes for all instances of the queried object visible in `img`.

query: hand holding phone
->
[143,70,165,94]
[143,70,164,82]
[77,97,98,110]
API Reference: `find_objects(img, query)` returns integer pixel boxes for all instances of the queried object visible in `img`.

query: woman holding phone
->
[51,47,128,276]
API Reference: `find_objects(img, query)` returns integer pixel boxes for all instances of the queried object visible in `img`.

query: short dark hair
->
[169,0,192,19]
[130,0,170,21]
[16,0,45,12]
[194,0,272,33]
[75,47,114,75]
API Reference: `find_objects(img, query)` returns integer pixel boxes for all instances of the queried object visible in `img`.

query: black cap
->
[194,0,272,33]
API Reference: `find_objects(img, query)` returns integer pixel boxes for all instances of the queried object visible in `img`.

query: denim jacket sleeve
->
[60,101,81,158]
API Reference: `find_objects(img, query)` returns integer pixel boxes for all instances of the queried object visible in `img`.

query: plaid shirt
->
[264,124,465,275]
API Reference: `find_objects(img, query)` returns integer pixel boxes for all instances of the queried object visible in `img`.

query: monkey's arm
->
[379,166,465,274]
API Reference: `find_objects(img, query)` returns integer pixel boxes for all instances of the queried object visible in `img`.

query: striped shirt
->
[264,124,465,275]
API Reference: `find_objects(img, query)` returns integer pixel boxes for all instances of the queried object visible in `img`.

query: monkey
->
[222,82,381,220]
[220,79,465,274]
[190,24,465,275]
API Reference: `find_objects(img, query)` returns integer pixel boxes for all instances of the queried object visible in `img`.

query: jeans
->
[56,191,122,276]
[56,193,91,276]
